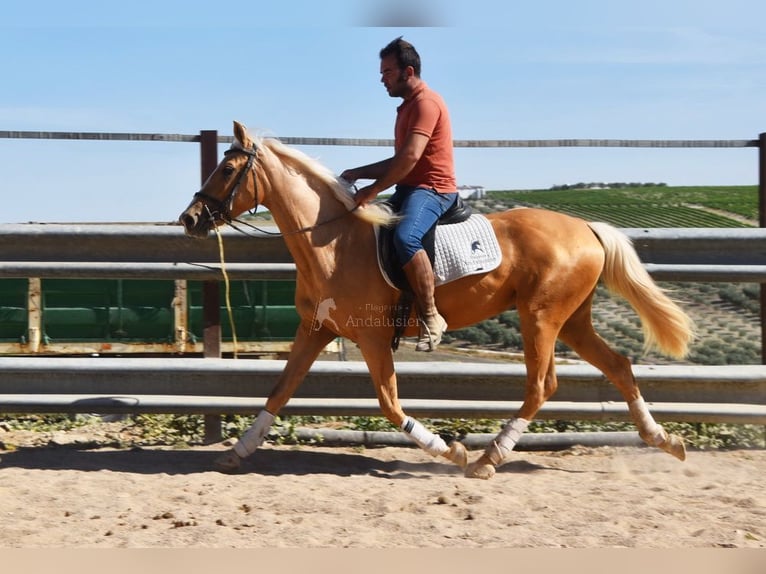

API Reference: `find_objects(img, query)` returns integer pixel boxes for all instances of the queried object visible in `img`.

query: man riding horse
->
[341,37,457,352]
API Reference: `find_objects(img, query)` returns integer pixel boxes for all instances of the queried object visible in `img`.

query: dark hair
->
[379,36,421,77]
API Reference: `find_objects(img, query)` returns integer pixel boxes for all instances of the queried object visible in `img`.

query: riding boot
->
[402,250,448,352]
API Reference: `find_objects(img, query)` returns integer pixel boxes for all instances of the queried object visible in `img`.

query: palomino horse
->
[179,121,694,479]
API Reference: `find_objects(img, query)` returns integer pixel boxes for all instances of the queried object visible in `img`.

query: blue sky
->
[0,0,764,223]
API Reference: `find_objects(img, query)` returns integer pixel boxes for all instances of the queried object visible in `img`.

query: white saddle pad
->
[432,214,502,285]
[376,214,503,288]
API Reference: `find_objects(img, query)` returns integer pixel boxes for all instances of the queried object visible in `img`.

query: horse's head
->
[179,120,262,238]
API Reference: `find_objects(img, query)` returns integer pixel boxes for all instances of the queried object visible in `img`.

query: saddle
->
[375,197,502,350]
[377,196,473,290]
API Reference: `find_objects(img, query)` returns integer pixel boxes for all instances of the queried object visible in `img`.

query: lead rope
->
[207,208,239,359]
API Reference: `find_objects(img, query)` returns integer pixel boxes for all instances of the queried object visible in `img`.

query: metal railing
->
[0,223,764,429]
[0,357,763,424]
[1,129,765,439]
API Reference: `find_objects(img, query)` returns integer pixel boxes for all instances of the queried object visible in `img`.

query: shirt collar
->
[405,81,427,101]
[398,81,427,112]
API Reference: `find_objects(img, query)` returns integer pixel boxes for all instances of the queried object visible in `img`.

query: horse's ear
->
[233,121,252,148]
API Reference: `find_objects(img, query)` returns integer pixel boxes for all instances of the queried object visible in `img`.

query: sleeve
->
[406,98,441,138]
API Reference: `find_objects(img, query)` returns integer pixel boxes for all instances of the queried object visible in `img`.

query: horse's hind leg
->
[213,321,337,473]
[558,300,686,461]
[357,338,468,470]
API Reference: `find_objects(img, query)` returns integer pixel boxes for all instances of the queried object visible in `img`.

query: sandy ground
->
[0,428,764,549]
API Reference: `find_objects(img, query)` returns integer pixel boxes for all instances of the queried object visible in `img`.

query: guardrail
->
[2,223,766,274]
[1,223,765,434]
[1,358,764,425]
[1,128,765,442]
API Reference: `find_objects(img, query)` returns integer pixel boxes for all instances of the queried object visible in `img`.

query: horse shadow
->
[0,445,579,478]
[0,445,446,477]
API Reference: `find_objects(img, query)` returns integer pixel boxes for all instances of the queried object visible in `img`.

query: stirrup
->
[415,314,447,352]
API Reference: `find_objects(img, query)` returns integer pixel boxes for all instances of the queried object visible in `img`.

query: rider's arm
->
[340,158,393,183]
[350,132,429,205]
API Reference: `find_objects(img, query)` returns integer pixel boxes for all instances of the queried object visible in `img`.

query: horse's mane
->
[242,134,398,227]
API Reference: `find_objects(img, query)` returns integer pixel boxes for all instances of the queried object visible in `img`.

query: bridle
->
[192,143,359,238]
[193,145,259,225]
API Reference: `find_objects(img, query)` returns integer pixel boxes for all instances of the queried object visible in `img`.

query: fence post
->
[199,130,223,443]
[27,278,42,353]
[760,132,766,364]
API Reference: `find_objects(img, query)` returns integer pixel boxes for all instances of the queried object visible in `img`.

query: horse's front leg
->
[214,322,336,473]
[465,318,559,480]
[357,338,467,470]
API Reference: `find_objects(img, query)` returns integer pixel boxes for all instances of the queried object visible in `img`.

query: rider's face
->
[380,54,411,98]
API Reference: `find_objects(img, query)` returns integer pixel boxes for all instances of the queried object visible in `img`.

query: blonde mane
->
[242,134,398,227]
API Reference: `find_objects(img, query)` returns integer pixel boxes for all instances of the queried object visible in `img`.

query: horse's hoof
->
[464,454,496,480]
[213,449,242,473]
[659,433,687,461]
[442,441,468,469]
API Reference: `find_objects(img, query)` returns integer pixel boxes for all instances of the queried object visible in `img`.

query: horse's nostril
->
[180,213,196,230]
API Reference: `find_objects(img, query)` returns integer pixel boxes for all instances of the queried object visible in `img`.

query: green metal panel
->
[187,280,300,341]
[0,278,299,345]
[0,279,28,341]
[41,279,176,341]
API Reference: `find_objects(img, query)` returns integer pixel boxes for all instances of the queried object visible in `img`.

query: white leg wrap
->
[486,417,529,465]
[233,410,276,458]
[401,416,449,457]
[629,397,666,446]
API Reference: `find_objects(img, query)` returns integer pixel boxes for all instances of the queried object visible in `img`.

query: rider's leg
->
[402,249,447,351]
[392,186,457,351]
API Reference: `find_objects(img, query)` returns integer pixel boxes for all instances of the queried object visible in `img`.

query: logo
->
[311,297,340,332]
[311,298,420,333]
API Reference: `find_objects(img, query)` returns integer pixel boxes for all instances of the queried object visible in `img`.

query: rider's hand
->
[339,169,358,184]
[354,184,379,206]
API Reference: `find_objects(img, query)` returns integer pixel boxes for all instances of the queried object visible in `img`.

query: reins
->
[226,203,360,238]
[198,144,360,239]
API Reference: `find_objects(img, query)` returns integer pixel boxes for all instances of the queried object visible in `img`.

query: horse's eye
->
[222,165,235,178]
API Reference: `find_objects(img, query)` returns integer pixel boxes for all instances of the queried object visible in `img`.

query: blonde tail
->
[588,222,695,359]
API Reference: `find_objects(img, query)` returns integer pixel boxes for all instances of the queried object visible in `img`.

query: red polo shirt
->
[394,82,456,193]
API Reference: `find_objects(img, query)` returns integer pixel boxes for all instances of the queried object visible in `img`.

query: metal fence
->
[0,223,765,430]
[1,130,765,439]
[0,357,763,424]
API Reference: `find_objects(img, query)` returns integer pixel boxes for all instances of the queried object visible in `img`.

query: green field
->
[448,185,762,365]
[476,185,758,227]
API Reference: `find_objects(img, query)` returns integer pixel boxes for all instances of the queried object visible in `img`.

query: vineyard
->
[476,185,757,228]
[449,185,762,365]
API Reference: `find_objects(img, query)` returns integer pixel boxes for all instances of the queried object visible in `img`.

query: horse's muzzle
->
[178,202,211,238]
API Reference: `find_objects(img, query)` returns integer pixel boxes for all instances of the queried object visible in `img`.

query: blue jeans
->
[388,185,458,265]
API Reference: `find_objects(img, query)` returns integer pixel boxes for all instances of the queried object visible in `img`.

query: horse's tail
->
[587,221,694,359]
